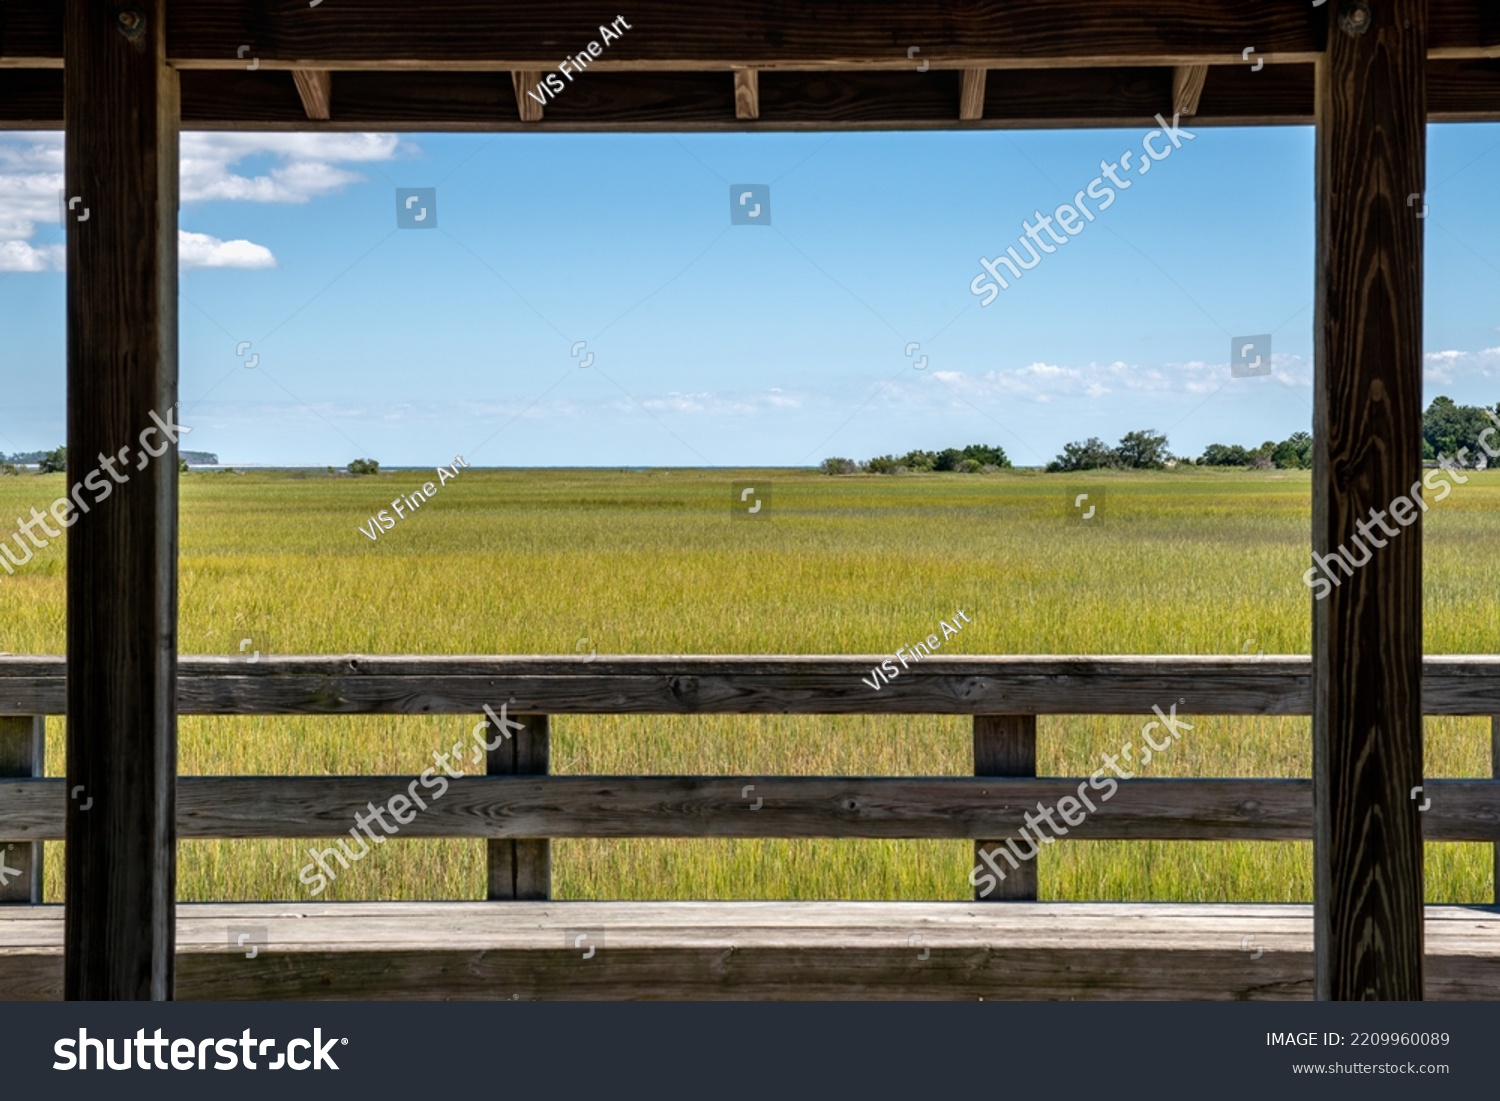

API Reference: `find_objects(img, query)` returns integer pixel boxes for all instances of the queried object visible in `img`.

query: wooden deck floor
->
[3,902,1499,1000]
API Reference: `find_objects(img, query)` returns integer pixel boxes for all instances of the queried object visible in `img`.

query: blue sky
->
[2,123,1498,468]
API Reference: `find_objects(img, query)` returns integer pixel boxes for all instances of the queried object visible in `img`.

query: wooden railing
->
[2,655,1498,906]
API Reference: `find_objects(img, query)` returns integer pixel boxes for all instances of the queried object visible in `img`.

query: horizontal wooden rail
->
[2,655,1500,715]
[3,776,1497,842]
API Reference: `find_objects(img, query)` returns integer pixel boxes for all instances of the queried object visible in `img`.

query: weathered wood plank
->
[290,68,331,119]
[487,714,550,900]
[5,902,1499,1001]
[732,68,758,119]
[0,718,43,903]
[64,0,179,1002]
[974,715,1037,901]
[1493,716,1498,904]
[1313,0,1427,1002]
[3,655,1500,715]
[1171,63,1208,115]
[3,775,1497,843]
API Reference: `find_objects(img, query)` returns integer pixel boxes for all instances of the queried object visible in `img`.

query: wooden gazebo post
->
[63,0,180,1000]
[1313,0,1427,1000]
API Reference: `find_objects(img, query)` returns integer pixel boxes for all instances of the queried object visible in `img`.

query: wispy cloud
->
[1424,346,1500,385]
[178,231,277,270]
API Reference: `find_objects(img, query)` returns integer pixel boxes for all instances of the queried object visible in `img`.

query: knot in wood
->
[1339,2,1372,36]
[116,8,146,36]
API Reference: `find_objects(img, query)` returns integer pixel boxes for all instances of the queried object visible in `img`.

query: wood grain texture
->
[1493,717,1498,904]
[958,68,986,120]
[290,68,331,119]
[974,716,1037,901]
[1172,63,1208,115]
[0,718,43,903]
[511,70,543,121]
[4,902,1499,1001]
[6,654,1500,716]
[0,0,1487,70]
[11,63,1500,130]
[3,775,1497,843]
[63,0,179,1003]
[733,68,758,119]
[488,714,550,900]
[160,1,1324,69]
[1313,0,1427,1002]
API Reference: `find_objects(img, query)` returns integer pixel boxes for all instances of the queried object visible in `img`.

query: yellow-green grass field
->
[1,466,1496,904]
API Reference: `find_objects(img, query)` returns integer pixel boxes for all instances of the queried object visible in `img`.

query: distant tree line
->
[820,443,1012,475]
[1,447,219,471]
[1182,397,1499,470]
[1195,432,1313,470]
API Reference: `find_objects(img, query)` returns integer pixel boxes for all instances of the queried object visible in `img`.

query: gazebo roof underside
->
[4,0,1500,131]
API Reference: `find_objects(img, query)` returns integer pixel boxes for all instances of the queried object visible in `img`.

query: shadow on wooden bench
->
[3,901,1500,1000]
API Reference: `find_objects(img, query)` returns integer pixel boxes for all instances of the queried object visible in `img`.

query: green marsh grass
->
[0,466,1493,904]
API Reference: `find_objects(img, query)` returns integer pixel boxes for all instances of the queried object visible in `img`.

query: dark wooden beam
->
[733,68,758,119]
[164,1,1327,70]
[1313,0,1426,1002]
[3,0,1500,70]
[290,68,331,119]
[1172,63,1209,115]
[64,0,179,1000]
[8,62,1500,129]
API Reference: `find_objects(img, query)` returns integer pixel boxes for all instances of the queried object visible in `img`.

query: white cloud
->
[179,132,404,204]
[926,355,1312,403]
[0,130,404,274]
[178,231,276,270]
[0,240,64,272]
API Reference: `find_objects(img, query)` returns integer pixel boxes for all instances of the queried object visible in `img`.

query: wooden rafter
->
[959,68,987,120]
[511,69,543,121]
[1171,63,1209,116]
[290,68,331,120]
[733,68,759,120]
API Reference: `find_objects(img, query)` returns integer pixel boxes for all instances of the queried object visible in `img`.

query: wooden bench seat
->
[4,901,1499,1000]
